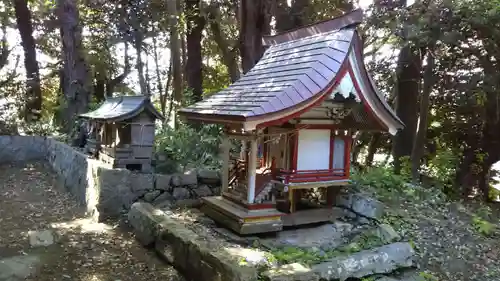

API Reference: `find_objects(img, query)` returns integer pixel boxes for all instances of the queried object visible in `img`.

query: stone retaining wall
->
[0,135,221,220]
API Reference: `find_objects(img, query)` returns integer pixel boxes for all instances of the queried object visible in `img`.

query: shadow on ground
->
[0,161,183,281]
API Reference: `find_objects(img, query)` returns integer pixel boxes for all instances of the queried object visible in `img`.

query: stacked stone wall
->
[0,135,221,220]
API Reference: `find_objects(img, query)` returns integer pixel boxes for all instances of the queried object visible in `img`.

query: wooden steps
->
[201,196,284,235]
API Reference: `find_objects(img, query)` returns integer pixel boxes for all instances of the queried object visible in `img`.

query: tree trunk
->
[186,0,206,102]
[164,57,173,121]
[274,0,314,33]
[351,131,370,165]
[152,32,164,108]
[134,35,147,95]
[391,44,422,172]
[145,52,151,96]
[94,73,106,102]
[14,0,42,122]
[365,133,382,167]
[106,41,131,98]
[57,0,91,133]
[167,0,183,125]
[411,47,435,182]
[239,0,271,73]
[207,5,240,82]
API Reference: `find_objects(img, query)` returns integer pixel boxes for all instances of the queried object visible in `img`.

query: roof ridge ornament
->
[262,9,364,46]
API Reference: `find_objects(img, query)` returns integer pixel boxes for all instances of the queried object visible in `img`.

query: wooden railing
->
[229,158,246,187]
[275,168,347,184]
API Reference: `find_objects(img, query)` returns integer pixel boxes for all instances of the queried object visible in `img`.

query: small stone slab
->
[261,221,354,249]
[128,202,167,246]
[0,255,41,280]
[313,242,415,280]
[374,224,401,243]
[28,230,55,247]
[263,242,415,281]
[128,202,259,281]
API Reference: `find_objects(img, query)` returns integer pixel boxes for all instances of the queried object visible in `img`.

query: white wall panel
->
[296,129,330,170]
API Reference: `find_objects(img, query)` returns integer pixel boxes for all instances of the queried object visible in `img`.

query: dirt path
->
[0,161,184,281]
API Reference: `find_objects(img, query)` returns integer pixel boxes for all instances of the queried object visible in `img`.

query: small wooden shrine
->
[178,10,404,235]
[79,95,164,173]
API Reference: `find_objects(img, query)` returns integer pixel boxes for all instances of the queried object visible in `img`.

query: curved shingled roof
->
[181,29,354,119]
[79,95,164,122]
[179,9,403,134]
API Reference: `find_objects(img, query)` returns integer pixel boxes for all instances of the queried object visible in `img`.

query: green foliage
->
[155,122,222,173]
[422,148,460,188]
[268,233,384,267]
[351,164,410,199]
[472,215,494,236]
[419,271,439,281]
[472,206,495,236]
[381,212,416,239]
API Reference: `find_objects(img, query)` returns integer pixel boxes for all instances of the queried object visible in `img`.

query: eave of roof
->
[262,9,363,46]
[348,33,404,134]
[79,95,164,122]
[178,28,356,123]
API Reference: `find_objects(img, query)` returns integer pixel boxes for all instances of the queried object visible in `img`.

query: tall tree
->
[167,0,183,124]
[239,0,271,73]
[185,0,205,102]
[13,0,42,122]
[129,0,148,96]
[391,2,423,173]
[57,0,91,132]
[206,3,241,82]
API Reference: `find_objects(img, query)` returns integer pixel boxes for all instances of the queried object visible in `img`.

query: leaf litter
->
[0,161,184,281]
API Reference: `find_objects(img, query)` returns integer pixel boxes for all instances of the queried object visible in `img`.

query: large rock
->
[127,202,167,246]
[155,174,172,191]
[314,242,415,280]
[96,166,133,216]
[197,169,220,184]
[374,224,401,243]
[153,192,175,206]
[143,190,161,203]
[263,242,415,281]
[335,190,385,221]
[193,184,212,198]
[181,170,198,186]
[172,187,191,200]
[351,193,385,220]
[262,221,355,249]
[171,171,198,187]
[130,173,154,193]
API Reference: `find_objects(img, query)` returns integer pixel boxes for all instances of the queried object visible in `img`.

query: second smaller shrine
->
[79,95,164,172]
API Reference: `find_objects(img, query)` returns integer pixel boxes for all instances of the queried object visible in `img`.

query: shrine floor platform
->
[201,196,284,235]
[201,196,344,235]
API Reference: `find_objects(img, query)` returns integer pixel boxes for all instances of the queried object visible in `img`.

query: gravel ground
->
[0,161,184,281]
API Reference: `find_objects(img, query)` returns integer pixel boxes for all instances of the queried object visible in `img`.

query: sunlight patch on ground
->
[224,247,268,263]
[51,218,114,234]
[165,210,197,223]
[81,274,105,281]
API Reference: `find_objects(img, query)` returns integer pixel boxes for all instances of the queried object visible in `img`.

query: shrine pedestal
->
[201,196,284,235]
